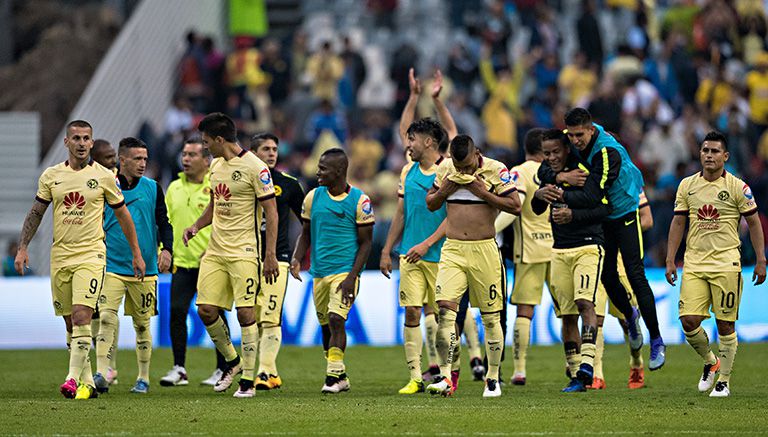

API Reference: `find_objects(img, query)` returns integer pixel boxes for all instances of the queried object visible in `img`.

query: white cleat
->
[698,359,720,393]
[483,379,502,398]
[426,376,453,397]
[233,380,255,398]
[159,365,189,387]
[214,361,242,392]
[201,368,223,386]
[511,372,526,386]
[709,381,730,397]
[321,376,350,394]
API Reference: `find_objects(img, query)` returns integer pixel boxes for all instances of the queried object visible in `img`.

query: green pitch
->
[2,343,768,435]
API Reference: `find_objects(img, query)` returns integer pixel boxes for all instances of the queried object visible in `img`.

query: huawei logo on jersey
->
[697,204,720,230]
[63,192,86,209]
[214,183,231,201]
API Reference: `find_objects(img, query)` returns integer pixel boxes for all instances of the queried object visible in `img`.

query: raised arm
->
[399,68,421,144]
[14,200,49,275]
[431,69,458,140]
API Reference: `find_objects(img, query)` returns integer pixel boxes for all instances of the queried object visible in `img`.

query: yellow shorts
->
[50,263,105,316]
[510,262,550,306]
[434,238,506,313]
[398,257,438,310]
[550,245,604,317]
[196,255,261,310]
[255,261,290,326]
[313,272,359,325]
[679,270,743,322]
[100,273,158,318]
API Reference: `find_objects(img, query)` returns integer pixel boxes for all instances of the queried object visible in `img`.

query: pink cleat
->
[60,378,77,399]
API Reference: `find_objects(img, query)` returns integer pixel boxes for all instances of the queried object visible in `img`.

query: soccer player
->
[380,118,448,395]
[250,132,305,390]
[161,138,232,387]
[93,137,173,394]
[590,191,653,390]
[14,120,145,399]
[183,113,280,398]
[89,138,120,386]
[666,131,766,397]
[424,134,521,398]
[494,127,553,386]
[291,148,374,394]
[540,108,666,369]
[533,129,610,393]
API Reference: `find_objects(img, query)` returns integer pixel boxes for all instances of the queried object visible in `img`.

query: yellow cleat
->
[267,374,282,389]
[74,384,97,400]
[398,379,425,395]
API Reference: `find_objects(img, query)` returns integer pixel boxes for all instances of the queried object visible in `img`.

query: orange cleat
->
[628,367,645,389]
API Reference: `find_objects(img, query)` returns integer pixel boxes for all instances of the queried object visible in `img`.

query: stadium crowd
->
[136,0,768,273]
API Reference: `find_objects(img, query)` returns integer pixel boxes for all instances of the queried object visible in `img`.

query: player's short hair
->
[406,118,449,154]
[541,129,568,147]
[92,139,111,151]
[321,148,348,170]
[564,107,592,127]
[524,128,546,155]
[449,134,475,161]
[703,130,728,151]
[184,136,210,157]
[250,132,280,151]
[66,120,93,134]
[118,137,148,155]
[198,112,237,142]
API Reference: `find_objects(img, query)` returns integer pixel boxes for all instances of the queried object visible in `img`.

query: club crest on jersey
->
[743,184,754,200]
[275,185,283,196]
[499,167,512,184]
[87,178,98,189]
[259,168,272,185]
[361,196,373,215]
[718,190,729,201]
[231,170,242,181]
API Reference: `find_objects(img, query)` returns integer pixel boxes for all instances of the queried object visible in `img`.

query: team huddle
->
[14,75,766,399]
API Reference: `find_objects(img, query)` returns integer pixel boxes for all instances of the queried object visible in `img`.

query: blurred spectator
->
[290,31,309,85]
[306,41,345,102]
[176,30,207,113]
[481,0,511,66]
[260,38,291,107]
[447,41,478,92]
[306,99,348,144]
[529,4,560,55]
[340,36,367,110]
[448,91,485,147]
[577,0,604,69]
[639,107,688,178]
[588,80,623,134]
[644,37,682,111]
[533,50,560,94]
[558,51,596,107]
[390,42,419,117]
[201,36,226,113]
[746,52,768,149]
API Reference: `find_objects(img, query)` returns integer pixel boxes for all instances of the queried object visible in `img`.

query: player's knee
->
[404,306,421,326]
[197,305,219,324]
[132,318,151,341]
[235,307,256,326]
[480,312,501,330]
[70,305,94,326]
[680,315,702,332]
[575,299,595,313]
[715,319,736,336]
[99,309,118,328]
[516,304,534,319]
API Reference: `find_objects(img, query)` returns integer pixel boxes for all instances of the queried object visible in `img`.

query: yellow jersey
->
[35,161,124,269]
[674,170,758,272]
[433,155,517,203]
[207,150,275,258]
[510,160,552,264]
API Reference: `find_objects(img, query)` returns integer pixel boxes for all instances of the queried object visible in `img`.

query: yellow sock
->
[451,342,461,372]
[564,341,581,377]
[684,327,716,365]
[436,308,457,377]
[513,317,531,375]
[481,312,504,380]
[403,325,422,381]
[133,317,152,382]
[205,317,238,362]
[110,316,120,370]
[240,323,258,381]
[580,325,596,368]
[424,314,438,366]
[463,312,482,359]
[717,332,738,383]
[258,326,282,375]
[80,354,95,386]
[593,327,604,379]
[624,332,644,368]
[96,309,118,375]
[327,346,345,377]
[67,325,92,381]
